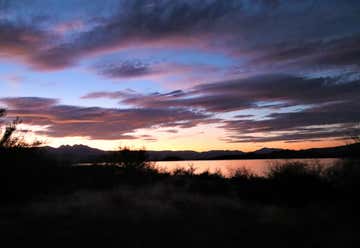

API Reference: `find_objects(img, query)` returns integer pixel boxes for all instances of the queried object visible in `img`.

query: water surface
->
[154,158,340,177]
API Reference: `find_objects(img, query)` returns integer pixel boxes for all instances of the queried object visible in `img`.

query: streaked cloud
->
[1,0,360,72]
[83,74,360,112]
[0,97,212,139]
[82,74,360,142]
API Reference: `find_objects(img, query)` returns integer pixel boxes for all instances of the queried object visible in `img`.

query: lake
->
[153,158,341,177]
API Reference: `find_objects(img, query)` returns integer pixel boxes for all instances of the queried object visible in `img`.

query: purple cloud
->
[1,0,359,73]
[83,74,360,112]
[0,97,212,139]
[96,60,155,79]
[82,74,360,142]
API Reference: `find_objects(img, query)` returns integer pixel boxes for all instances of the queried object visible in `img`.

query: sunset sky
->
[0,0,359,151]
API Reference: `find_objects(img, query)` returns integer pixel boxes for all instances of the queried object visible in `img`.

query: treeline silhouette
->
[211,143,360,160]
[2,142,360,206]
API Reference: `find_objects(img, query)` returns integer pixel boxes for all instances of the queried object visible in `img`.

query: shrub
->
[265,161,327,205]
[266,161,323,180]
[108,147,150,170]
[324,159,360,191]
[172,164,197,177]
[229,167,255,181]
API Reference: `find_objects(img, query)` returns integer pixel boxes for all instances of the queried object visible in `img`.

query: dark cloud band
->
[0,97,211,139]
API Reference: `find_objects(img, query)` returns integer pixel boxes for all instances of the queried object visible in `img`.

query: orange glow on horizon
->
[17,124,348,152]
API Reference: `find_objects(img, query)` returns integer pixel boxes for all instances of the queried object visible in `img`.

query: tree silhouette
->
[0,109,37,148]
[0,108,15,147]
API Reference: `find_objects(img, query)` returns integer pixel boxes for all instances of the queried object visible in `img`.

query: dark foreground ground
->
[1,148,360,247]
[2,185,360,247]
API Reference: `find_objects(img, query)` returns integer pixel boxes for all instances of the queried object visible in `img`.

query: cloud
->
[12,0,243,70]
[96,60,155,79]
[82,73,360,142]
[1,97,59,110]
[2,0,360,145]
[93,59,205,81]
[222,99,360,142]
[82,91,132,100]
[2,0,360,72]
[246,35,360,73]
[53,20,85,35]
[83,74,360,112]
[222,129,355,143]
[0,20,48,60]
[0,97,211,139]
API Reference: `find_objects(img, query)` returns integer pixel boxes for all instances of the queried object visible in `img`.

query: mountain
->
[148,150,245,161]
[40,143,360,162]
[243,143,360,159]
[41,145,106,162]
[253,148,286,155]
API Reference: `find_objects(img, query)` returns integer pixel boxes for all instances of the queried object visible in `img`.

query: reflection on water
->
[154,158,340,177]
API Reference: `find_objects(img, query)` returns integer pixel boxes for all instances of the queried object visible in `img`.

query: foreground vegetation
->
[1,109,360,247]
[1,146,360,247]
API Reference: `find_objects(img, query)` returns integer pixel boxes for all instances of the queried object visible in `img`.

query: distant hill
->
[41,145,106,163]
[253,148,286,155]
[148,150,245,161]
[40,143,360,162]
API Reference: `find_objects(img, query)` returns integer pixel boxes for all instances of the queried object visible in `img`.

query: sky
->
[0,0,360,151]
